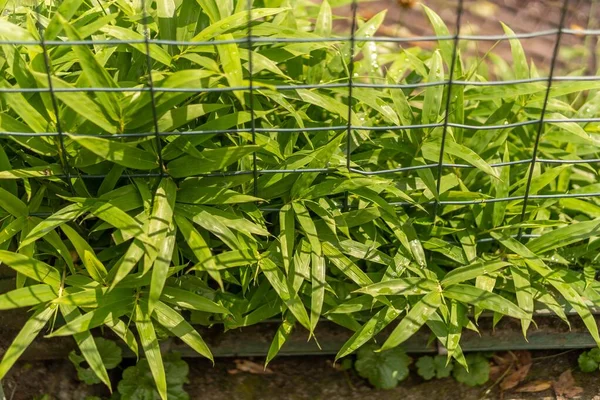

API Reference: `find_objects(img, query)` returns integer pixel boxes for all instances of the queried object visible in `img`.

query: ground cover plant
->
[0,0,600,397]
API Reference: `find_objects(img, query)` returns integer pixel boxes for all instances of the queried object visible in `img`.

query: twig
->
[480,362,514,400]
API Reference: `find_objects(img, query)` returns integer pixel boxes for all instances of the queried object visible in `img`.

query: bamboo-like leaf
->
[442,260,510,286]
[381,291,442,351]
[160,286,229,314]
[0,284,58,310]
[174,214,222,288]
[510,263,534,336]
[68,135,159,170]
[0,187,28,217]
[259,257,311,331]
[150,300,213,362]
[167,145,259,178]
[135,303,167,400]
[492,233,600,346]
[443,284,529,319]
[527,218,600,254]
[0,251,61,287]
[61,224,108,283]
[60,304,112,391]
[148,178,177,312]
[355,278,439,297]
[336,300,405,360]
[266,312,296,366]
[0,306,55,380]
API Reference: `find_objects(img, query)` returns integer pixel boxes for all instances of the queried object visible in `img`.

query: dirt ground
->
[3,350,600,400]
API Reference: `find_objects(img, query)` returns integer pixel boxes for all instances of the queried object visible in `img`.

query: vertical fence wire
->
[247,0,258,197]
[432,0,464,224]
[141,0,165,180]
[35,2,76,195]
[517,0,570,239]
[344,0,359,212]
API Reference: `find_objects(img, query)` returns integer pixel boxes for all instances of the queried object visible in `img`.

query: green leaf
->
[0,284,58,310]
[167,145,259,178]
[266,313,296,366]
[59,16,120,121]
[444,139,499,178]
[61,225,108,283]
[189,8,288,42]
[510,263,534,336]
[0,305,55,380]
[259,257,311,331]
[160,286,229,314]
[355,278,439,297]
[322,242,373,287]
[148,178,178,312]
[443,284,529,319]
[422,50,443,126]
[101,25,172,66]
[422,5,452,67]
[381,291,442,351]
[501,22,529,80]
[0,251,61,288]
[335,301,405,360]
[150,300,213,362]
[527,218,600,254]
[135,303,167,400]
[578,350,600,373]
[416,355,454,380]
[492,233,600,346]
[31,72,117,134]
[47,298,133,337]
[118,353,189,400]
[442,260,510,286]
[217,34,244,104]
[69,337,122,385]
[61,304,112,390]
[68,134,159,170]
[453,354,490,386]
[0,187,28,217]
[174,214,222,288]
[355,344,411,389]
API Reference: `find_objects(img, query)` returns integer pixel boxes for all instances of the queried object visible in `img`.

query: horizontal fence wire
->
[1,0,598,246]
[1,27,600,47]
[2,76,600,92]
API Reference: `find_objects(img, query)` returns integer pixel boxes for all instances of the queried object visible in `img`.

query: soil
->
[4,350,600,400]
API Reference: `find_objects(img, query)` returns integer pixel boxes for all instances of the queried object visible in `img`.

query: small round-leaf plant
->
[0,0,599,398]
[578,349,600,373]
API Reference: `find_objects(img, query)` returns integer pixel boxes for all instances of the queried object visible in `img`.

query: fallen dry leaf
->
[553,370,584,399]
[229,359,273,375]
[500,364,532,391]
[515,380,553,393]
[514,351,532,367]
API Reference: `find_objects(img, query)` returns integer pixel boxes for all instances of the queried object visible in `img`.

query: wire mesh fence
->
[1,0,599,243]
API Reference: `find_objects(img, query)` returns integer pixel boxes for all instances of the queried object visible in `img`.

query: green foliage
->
[416,355,454,380]
[578,349,600,373]
[0,0,599,397]
[354,344,411,389]
[452,354,490,387]
[69,338,122,385]
[118,353,189,400]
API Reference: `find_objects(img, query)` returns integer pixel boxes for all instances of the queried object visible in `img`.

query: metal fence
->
[3,0,599,244]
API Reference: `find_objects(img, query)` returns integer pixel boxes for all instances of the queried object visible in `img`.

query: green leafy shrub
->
[415,355,453,380]
[452,354,490,387]
[0,0,599,398]
[355,344,411,389]
[118,353,189,400]
[578,348,600,373]
[69,338,123,385]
